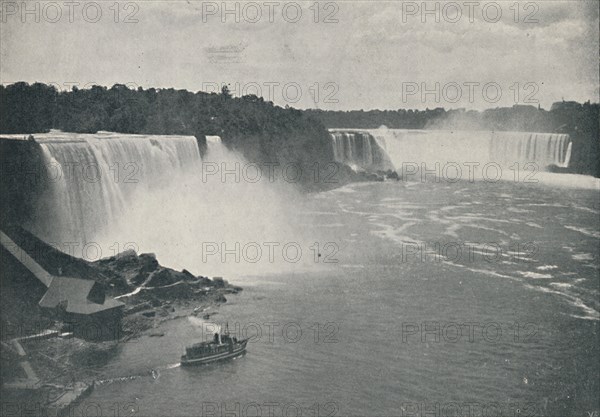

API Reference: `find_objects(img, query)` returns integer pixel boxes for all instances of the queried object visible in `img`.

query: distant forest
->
[1,82,598,177]
[0,82,334,187]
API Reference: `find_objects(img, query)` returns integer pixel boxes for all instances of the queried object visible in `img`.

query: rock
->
[149,298,163,307]
[116,249,137,260]
[95,249,160,289]
[130,271,148,286]
[365,172,384,182]
[124,302,153,315]
[212,277,226,287]
[146,269,178,287]
[195,276,212,286]
[143,281,193,299]
[181,269,196,280]
[386,170,400,180]
[139,253,159,272]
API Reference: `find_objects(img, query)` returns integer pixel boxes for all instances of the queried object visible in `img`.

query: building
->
[38,276,124,340]
[0,229,124,341]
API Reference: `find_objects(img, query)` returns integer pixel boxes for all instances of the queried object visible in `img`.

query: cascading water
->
[329,130,394,172]
[330,128,572,178]
[369,128,492,171]
[490,131,572,169]
[29,131,311,276]
[31,132,201,244]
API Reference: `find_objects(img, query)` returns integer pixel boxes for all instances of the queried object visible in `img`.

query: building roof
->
[2,228,123,316]
[39,276,124,315]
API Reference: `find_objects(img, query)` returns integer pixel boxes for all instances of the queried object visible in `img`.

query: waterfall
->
[31,132,202,244]
[27,131,308,277]
[368,129,492,172]
[490,131,571,169]
[330,128,572,178]
[329,130,394,172]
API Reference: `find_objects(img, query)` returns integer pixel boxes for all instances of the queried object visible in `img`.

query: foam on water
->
[563,225,600,239]
[323,179,599,322]
[537,265,559,271]
[518,271,553,279]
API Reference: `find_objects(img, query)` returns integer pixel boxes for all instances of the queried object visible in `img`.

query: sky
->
[1,0,598,110]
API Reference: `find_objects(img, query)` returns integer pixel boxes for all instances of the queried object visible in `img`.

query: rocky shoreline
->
[93,249,242,340]
[1,238,242,416]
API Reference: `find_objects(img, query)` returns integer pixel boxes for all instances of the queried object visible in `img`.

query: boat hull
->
[180,343,247,366]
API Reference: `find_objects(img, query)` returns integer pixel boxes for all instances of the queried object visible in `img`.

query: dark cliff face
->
[0,139,47,228]
[195,134,208,158]
[0,242,51,334]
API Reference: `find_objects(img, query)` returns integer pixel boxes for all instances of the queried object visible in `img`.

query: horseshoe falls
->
[329,129,572,178]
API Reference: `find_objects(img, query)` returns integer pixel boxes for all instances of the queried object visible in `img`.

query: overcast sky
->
[1,0,598,110]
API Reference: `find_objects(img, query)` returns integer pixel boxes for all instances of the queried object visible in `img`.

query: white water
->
[28,130,595,278]
[489,131,572,169]
[32,132,201,244]
[329,129,394,172]
[33,131,314,277]
[330,128,573,179]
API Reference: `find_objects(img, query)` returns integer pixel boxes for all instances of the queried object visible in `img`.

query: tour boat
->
[180,326,248,366]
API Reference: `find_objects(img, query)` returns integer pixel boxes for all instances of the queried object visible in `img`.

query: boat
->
[180,325,248,366]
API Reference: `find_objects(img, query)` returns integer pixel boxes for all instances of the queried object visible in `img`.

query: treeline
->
[1,83,598,177]
[306,103,600,177]
[0,82,334,185]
